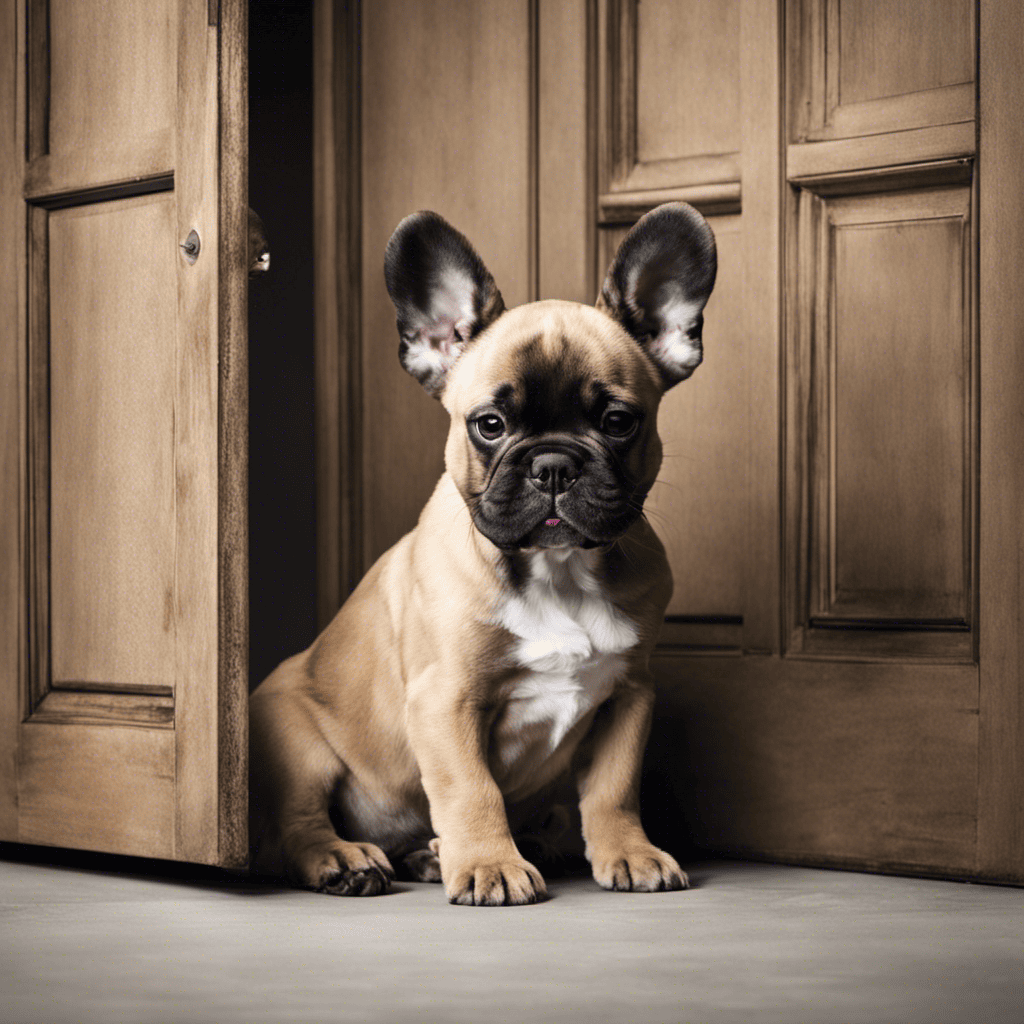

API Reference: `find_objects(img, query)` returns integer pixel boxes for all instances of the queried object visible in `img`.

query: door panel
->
[829,192,970,624]
[46,0,176,158]
[791,184,975,638]
[48,196,179,692]
[792,0,975,141]
[635,0,739,165]
[836,0,973,106]
[654,657,978,874]
[18,724,175,858]
[0,0,248,867]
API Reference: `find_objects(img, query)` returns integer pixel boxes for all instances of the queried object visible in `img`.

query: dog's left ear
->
[384,211,506,398]
[597,202,717,389]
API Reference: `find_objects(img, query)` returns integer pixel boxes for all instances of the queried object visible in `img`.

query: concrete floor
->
[1,847,1022,1024]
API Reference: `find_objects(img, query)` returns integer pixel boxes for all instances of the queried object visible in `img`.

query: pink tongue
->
[545,518,561,526]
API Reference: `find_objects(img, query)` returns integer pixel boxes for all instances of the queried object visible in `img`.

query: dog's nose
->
[528,450,580,495]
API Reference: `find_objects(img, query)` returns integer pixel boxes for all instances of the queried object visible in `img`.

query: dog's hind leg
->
[250,675,396,896]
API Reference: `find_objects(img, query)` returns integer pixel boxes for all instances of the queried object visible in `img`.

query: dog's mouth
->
[471,503,628,552]
[516,517,599,550]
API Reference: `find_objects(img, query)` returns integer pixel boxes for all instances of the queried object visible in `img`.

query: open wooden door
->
[0,0,248,866]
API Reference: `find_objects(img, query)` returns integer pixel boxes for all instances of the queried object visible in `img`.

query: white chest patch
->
[490,549,639,798]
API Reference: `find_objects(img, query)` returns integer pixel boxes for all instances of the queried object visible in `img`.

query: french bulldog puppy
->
[249,202,716,905]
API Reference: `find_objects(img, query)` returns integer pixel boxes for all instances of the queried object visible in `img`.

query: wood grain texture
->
[171,0,228,867]
[360,0,533,568]
[47,195,178,691]
[836,0,973,106]
[635,0,739,164]
[651,655,979,876]
[6,0,248,869]
[977,0,1024,883]
[313,0,340,624]
[26,205,49,711]
[785,184,976,660]
[47,0,176,160]
[18,723,175,858]
[644,216,747,619]
[828,191,971,623]
[790,157,973,197]
[738,0,782,654]
[598,181,742,222]
[314,0,362,621]
[0,0,25,840]
[214,0,248,870]
[599,0,741,199]
[787,123,976,180]
[538,0,594,305]
[597,0,772,649]
[788,0,975,144]
[31,689,174,728]
[25,130,175,201]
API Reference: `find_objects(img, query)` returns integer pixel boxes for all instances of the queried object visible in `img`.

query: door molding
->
[977,0,1024,882]
[313,0,363,629]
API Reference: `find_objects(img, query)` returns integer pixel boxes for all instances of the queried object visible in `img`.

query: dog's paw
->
[444,855,547,906]
[401,846,443,883]
[289,839,396,896]
[590,844,688,893]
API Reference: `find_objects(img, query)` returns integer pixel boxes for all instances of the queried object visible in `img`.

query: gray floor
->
[1,851,1022,1024]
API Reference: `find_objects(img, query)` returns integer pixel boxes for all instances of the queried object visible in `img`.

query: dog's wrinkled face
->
[384,203,717,552]
[442,302,663,550]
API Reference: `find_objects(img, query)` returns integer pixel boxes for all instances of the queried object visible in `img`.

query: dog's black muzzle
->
[471,435,639,551]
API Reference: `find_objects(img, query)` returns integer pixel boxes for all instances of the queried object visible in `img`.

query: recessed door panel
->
[832,206,968,622]
[46,0,176,159]
[837,0,973,105]
[49,196,178,692]
[636,0,739,164]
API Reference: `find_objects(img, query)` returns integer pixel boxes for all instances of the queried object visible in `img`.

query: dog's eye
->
[475,414,506,441]
[601,409,638,438]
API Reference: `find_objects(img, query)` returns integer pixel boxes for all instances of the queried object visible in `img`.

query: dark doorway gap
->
[248,1,317,690]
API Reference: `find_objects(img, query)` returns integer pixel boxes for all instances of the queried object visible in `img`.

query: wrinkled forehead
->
[444,301,661,415]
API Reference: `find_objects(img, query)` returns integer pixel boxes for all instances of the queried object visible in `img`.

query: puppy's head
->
[384,204,716,551]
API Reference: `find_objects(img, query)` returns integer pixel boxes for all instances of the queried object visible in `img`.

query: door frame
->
[977,0,1024,882]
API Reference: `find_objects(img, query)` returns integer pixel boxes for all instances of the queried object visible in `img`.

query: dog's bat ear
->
[384,211,506,398]
[596,202,717,390]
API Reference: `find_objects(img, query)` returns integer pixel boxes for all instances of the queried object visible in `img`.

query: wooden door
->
[0,0,249,866]
[316,0,1024,883]
[639,0,1021,883]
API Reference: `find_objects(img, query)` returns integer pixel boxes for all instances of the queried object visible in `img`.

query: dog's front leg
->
[406,669,546,906]
[577,676,688,892]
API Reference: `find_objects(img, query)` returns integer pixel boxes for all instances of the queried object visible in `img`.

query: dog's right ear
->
[384,211,506,398]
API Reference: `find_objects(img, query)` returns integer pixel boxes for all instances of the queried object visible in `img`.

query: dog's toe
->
[289,838,395,895]
[320,865,390,897]
[402,847,443,883]
[592,845,688,893]
[447,859,546,907]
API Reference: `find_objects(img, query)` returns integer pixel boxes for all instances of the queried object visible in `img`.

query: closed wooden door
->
[0,0,249,866]
[317,0,1023,883]
[636,0,1020,883]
